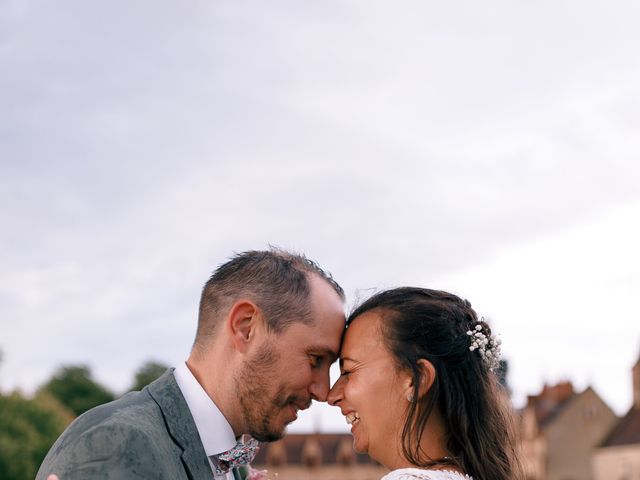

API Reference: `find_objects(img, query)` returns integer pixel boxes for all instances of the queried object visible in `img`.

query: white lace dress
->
[381,468,472,480]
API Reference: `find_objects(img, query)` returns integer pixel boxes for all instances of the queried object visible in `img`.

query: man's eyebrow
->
[309,346,339,363]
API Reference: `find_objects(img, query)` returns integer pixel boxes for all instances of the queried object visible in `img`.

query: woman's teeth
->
[346,412,360,425]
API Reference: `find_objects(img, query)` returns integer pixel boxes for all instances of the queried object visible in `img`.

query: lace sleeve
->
[381,470,432,480]
[381,469,472,480]
[381,472,421,480]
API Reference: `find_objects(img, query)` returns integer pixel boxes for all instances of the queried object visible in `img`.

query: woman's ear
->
[403,359,437,401]
[227,300,260,353]
[416,358,436,398]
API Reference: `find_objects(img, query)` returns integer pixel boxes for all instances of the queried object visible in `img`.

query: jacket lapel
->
[148,369,212,479]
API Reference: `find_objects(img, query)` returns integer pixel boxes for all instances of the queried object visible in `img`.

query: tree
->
[0,390,73,480]
[496,359,511,395]
[130,360,169,392]
[38,365,115,416]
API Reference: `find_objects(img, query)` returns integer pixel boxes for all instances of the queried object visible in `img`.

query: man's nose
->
[309,367,331,402]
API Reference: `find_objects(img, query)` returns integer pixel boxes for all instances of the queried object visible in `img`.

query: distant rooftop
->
[601,406,640,447]
[253,433,378,467]
[526,381,576,426]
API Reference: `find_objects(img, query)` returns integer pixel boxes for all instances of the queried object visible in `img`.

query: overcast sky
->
[1,0,639,433]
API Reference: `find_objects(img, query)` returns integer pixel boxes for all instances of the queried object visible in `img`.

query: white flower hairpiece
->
[466,319,502,372]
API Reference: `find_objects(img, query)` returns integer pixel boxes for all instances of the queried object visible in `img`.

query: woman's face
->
[327,310,411,468]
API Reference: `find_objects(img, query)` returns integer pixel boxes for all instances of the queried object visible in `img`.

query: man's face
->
[235,275,345,442]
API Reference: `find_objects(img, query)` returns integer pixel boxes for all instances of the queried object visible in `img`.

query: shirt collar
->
[173,361,237,456]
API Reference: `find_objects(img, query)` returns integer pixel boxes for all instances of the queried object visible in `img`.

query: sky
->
[1,0,639,433]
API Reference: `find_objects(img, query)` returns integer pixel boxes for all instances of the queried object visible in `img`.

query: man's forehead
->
[301,334,340,358]
[308,274,346,314]
[284,320,342,352]
[316,345,340,362]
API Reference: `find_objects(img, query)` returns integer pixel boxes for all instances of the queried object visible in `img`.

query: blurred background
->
[1,1,639,479]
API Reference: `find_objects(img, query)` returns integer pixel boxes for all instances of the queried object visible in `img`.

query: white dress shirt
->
[174,361,237,480]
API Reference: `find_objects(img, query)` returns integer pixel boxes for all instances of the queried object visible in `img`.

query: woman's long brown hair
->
[348,287,524,480]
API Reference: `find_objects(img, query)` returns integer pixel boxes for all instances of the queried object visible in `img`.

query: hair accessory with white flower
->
[466,319,502,372]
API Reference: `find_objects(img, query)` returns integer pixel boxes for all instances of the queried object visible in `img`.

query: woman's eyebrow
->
[339,356,357,369]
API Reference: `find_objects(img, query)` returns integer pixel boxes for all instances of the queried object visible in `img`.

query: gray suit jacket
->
[36,369,214,479]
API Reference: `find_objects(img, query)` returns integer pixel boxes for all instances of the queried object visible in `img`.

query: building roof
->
[253,433,376,466]
[601,406,640,447]
[526,381,576,427]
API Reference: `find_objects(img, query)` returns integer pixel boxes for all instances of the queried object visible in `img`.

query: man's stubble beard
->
[235,340,291,442]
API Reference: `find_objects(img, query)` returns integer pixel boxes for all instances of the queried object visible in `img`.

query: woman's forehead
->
[342,311,386,355]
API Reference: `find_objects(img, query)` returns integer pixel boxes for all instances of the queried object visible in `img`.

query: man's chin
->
[250,416,289,443]
[251,428,285,443]
[248,404,300,442]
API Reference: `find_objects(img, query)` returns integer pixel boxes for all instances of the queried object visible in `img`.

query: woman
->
[327,287,523,480]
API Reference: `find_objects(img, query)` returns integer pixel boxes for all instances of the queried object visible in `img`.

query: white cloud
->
[1,0,640,429]
[434,201,640,414]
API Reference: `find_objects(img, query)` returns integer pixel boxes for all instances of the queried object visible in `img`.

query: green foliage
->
[0,391,73,480]
[497,359,511,394]
[0,360,166,479]
[130,360,169,391]
[38,365,115,416]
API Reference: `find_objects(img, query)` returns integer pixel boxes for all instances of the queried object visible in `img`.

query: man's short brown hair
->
[193,249,344,352]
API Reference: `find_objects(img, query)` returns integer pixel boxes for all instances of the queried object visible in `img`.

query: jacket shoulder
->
[37,388,184,479]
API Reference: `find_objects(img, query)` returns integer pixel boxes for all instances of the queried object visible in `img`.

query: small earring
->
[406,393,413,402]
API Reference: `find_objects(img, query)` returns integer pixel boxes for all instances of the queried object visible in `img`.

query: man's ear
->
[227,300,261,353]
[403,358,437,401]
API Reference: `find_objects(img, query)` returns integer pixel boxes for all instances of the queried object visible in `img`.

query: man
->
[37,249,346,479]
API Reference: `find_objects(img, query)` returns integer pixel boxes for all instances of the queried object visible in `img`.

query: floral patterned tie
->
[213,438,260,475]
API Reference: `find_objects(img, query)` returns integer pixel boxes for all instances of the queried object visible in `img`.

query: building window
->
[302,439,322,468]
[583,402,598,421]
[336,439,355,466]
[266,442,287,467]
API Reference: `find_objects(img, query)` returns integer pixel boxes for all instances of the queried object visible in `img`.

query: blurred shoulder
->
[36,384,182,479]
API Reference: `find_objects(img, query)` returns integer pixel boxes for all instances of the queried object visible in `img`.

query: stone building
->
[519,381,618,480]
[592,351,640,479]
[252,433,388,480]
